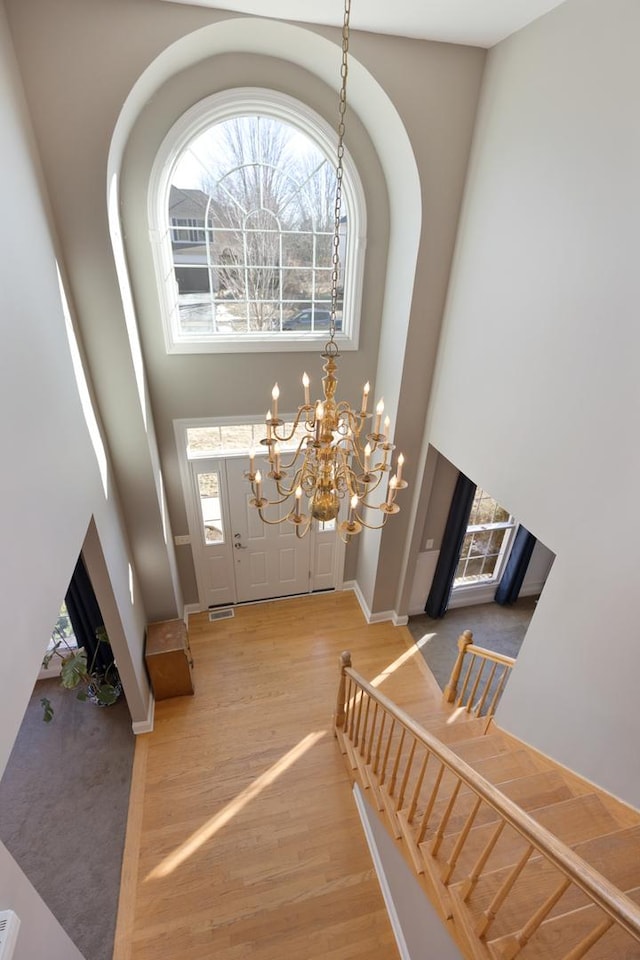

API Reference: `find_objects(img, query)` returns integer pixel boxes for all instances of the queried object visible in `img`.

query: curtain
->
[65,556,113,673]
[494,525,537,606]
[425,472,476,619]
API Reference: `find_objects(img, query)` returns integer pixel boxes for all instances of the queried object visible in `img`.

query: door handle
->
[234,542,247,550]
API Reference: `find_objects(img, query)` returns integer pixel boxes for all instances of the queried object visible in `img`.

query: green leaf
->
[76,690,88,702]
[96,683,119,706]
[40,697,54,723]
[60,648,88,689]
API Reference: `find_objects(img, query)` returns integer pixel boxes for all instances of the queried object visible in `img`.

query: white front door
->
[226,457,312,602]
[183,446,343,609]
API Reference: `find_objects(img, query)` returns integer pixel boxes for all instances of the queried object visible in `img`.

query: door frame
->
[174,417,347,609]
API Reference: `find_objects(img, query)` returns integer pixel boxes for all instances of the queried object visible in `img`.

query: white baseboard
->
[183,603,201,624]
[132,693,155,734]
[342,581,406,625]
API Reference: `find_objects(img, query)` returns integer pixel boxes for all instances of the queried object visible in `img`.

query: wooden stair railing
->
[335,653,640,960]
[443,630,516,727]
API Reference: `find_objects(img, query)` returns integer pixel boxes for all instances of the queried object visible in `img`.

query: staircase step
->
[488,886,640,960]
[407,749,551,841]
[464,825,640,943]
[426,769,579,843]
[424,715,492,744]
[436,794,620,884]
[450,733,513,765]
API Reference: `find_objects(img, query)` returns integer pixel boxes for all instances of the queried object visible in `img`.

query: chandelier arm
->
[278,435,314,471]
[257,506,297,526]
[351,512,390,531]
[271,407,314,445]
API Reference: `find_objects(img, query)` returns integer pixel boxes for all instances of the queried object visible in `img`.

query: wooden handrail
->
[465,644,516,668]
[340,663,640,945]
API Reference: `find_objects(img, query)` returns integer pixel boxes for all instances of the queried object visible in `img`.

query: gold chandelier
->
[246,0,407,541]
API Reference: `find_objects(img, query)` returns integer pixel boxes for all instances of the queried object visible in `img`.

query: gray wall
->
[426,0,640,805]
[4,0,485,616]
[0,4,151,955]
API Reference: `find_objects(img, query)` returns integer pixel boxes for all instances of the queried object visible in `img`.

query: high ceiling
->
[162,0,569,48]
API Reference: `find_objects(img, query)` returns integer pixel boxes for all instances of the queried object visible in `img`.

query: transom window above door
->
[149,89,366,354]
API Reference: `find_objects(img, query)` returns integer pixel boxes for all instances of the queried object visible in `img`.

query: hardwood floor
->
[114,591,443,960]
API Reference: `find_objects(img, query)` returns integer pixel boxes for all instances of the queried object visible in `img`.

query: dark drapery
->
[65,556,113,673]
[494,525,537,606]
[425,472,476,619]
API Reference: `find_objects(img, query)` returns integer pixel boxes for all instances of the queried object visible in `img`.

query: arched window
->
[149,89,366,354]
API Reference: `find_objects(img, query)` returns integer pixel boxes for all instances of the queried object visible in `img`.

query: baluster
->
[476,843,534,938]
[499,876,572,959]
[486,664,510,717]
[346,677,357,739]
[359,694,371,757]
[430,778,462,855]
[366,702,379,766]
[441,795,482,884]
[466,658,487,715]
[379,717,396,786]
[396,739,417,812]
[407,750,430,823]
[560,917,614,960]
[474,661,498,717]
[444,630,473,702]
[457,655,476,708]
[373,711,387,775]
[353,685,365,749]
[416,762,446,843]
[388,728,407,798]
[335,650,351,730]
[460,820,506,901]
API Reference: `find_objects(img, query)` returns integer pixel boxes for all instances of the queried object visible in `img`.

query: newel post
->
[334,650,352,733]
[443,630,473,703]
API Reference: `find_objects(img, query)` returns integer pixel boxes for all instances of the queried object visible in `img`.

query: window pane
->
[197,472,224,544]
[167,112,346,341]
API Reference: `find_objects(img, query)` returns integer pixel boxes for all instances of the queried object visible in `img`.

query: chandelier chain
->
[247,0,407,542]
[330,0,351,342]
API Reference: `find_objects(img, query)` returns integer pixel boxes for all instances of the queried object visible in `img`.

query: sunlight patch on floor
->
[145,730,327,881]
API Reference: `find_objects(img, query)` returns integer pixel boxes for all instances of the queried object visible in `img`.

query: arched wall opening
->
[106,16,423,614]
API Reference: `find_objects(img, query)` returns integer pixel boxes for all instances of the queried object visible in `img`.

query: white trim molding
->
[343,581,406,626]
[132,693,155,734]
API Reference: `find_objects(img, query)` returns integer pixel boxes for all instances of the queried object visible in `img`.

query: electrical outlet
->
[174,534,191,546]
[425,538,434,550]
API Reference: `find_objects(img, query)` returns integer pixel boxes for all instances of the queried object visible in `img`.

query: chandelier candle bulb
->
[397,453,405,483]
[302,372,310,406]
[273,442,281,475]
[348,494,358,524]
[255,470,262,501]
[386,474,398,506]
[266,411,272,442]
[364,442,372,474]
[315,402,324,442]
[374,399,384,435]
[360,381,370,416]
[383,415,390,442]
[295,485,302,519]
[271,383,279,421]
[249,446,255,476]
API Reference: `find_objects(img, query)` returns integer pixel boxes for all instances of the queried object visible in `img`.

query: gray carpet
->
[408,597,537,694]
[0,677,134,960]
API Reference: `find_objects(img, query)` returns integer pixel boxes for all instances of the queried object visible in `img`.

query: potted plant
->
[40,620,122,722]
